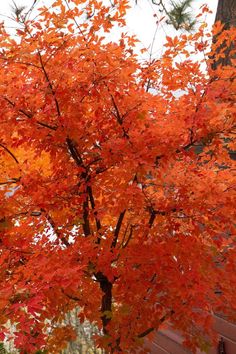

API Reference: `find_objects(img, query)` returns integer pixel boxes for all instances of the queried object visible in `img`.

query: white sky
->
[0,0,218,59]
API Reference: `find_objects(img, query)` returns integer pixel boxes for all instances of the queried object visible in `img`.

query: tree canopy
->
[0,0,235,353]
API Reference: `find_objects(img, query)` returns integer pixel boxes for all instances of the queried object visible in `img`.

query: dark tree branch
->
[0,57,41,69]
[120,223,129,248]
[137,309,175,338]
[148,210,156,228]
[65,138,92,236]
[137,327,154,338]
[0,143,19,164]
[43,211,70,247]
[61,288,81,302]
[110,94,123,125]
[104,83,129,139]
[82,195,91,236]
[64,0,87,42]
[148,207,177,228]
[95,271,113,334]
[110,95,130,139]
[87,185,102,240]
[122,225,133,249]
[36,121,57,130]
[66,137,84,167]
[111,210,126,248]
[0,178,19,185]
[37,50,61,118]
[3,96,33,119]
[4,96,57,131]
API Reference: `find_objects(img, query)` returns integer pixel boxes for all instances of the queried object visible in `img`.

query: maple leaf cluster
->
[0,1,235,353]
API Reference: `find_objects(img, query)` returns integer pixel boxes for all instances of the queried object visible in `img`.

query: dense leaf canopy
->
[0,1,235,353]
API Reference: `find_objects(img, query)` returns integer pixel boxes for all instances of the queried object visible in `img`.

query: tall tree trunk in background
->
[215,0,236,29]
[212,0,236,69]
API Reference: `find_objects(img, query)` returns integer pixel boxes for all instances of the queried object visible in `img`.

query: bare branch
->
[43,211,70,247]
[87,185,102,236]
[37,50,61,117]
[0,143,19,164]
[3,96,57,130]
[137,309,175,338]
[137,327,154,338]
[111,210,126,248]
[122,225,133,248]
[61,288,81,302]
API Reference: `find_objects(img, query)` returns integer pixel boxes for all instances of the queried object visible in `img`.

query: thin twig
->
[0,143,19,164]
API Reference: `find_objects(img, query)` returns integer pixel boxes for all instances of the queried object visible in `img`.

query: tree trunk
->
[215,0,236,30]
[212,0,236,69]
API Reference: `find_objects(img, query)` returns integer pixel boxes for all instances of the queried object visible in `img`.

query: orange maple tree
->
[0,1,235,353]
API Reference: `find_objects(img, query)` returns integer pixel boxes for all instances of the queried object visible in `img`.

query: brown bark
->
[215,0,236,29]
[212,0,236,69]
[95,272,112,334]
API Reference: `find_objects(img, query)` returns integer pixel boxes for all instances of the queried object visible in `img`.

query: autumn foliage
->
[0,0,235,352]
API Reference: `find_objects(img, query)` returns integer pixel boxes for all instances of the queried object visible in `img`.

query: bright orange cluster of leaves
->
[0,1,235,353]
